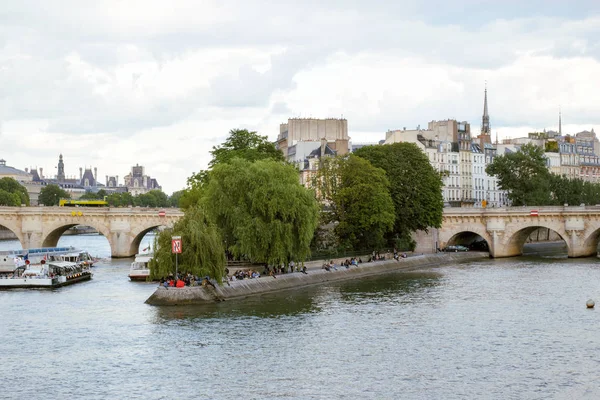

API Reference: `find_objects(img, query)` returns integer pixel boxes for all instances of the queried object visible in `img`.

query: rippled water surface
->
[1,236,600,399]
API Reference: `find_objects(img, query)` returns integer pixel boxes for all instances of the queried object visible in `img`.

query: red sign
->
[530,210,539,216]
[171,236,182,254]
[158,210,166,217]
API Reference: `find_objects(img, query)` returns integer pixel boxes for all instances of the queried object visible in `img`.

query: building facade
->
[123,164,162,196]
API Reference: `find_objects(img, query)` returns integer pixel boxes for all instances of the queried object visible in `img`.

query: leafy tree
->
[549,175,600,206]
[149,205,226,281]
[209,128,284,168]
[486,143,552,206]
[203,158,319,265]
[181,129,285,209]
[0,177,29,206]
[106,192,135,207]
[135,190,169,207]
[545,141,559,152]
[169,190,185,207]
[0,190,21,206]
[313,155,395,250]
[38,184,70,206]
[79,192,100,200]
[354,143,444,240]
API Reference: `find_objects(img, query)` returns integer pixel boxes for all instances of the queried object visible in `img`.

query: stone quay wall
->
[146,251,487,306]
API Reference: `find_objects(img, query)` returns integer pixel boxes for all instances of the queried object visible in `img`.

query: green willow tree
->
[0,177,30,206]
[209,128,285,168]
[181,129,285,209]
[149,205,226,281]
[38,184,70,206]
[314,155,395,250]
[202,158,319,265]
[486,143,552,206]
[353,143,444,246]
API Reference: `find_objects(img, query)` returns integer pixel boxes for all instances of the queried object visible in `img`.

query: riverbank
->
[145,251,487,306]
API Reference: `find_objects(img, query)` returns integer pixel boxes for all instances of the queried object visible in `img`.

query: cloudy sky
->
[1,0,600,194]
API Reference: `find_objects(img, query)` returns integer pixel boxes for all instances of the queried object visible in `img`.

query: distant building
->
[0,159,32,182]
[277,118,350,164]
[123,164,162,196]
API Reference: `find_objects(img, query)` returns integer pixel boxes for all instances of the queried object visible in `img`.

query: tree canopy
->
[353,143,444,239]
[0,177,30,206]
[486,143,552,206]
[202,158,319,265]
[149,205,225,281]
[38,184,70,206]
[181,129,285,209]
[209,128,284,168]
[313,155,395,250]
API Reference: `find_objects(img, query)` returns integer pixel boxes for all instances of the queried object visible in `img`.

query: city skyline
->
[1,1,599,194]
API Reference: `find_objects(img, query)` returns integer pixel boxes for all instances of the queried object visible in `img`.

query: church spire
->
[481,82,490,135]
[559,107,562,136]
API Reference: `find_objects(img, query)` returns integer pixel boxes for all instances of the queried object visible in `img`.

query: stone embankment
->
[145,251,487,306]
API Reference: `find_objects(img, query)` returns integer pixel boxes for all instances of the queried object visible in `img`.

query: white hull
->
[0,272,92,289]
[128,270,150,281]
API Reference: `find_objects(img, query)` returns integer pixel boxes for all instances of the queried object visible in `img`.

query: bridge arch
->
[439,227,492,254]
[128,222,171,256]
[503,225,570,258]
[581,227,600,258]
[42,219,112,248]
[0,219,25,249]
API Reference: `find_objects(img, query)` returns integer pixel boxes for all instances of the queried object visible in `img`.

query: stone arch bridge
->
[0,207,184,258]
[440,206,600,258]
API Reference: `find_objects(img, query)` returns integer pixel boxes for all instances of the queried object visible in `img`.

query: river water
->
[1,235,599,399]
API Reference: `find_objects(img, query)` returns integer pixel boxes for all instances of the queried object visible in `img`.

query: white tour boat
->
[0,260,93,289]
[128,254,153,281]
[0,246,78,273]
[48,250,95,268]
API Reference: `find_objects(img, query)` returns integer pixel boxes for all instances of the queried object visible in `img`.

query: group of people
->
[322,257,362,271]
[161,250,412,289]
[160,274,215,289]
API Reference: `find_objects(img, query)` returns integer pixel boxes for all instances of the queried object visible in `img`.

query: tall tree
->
[209,128,284,168]
[354,143,444,239]
[38,184,70,206]
[0,177,29,206]
[169,190,185,207]
[149,205,226,281]
[181,129,285,209]
[486,143,552,206]
[203,158,319,265]
[314,155,395,250]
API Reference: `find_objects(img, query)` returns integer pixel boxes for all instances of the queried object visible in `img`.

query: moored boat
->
[0,260,93,289]
[49,250,95,268]
[128,254,153,281]
[0,246,78,273]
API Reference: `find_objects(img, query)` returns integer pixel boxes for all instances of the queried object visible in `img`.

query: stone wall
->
[146,252,486,306]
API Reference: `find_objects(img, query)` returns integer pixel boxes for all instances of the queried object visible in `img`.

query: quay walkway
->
[146,251,487,306]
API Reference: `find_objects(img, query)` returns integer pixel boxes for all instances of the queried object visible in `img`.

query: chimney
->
[39,167,43,179]
[94,167,97,184]
[116,175,119,186]
[79,167,83,180]
[320,138,327,157]
[25,168,29,173]
[106,175,108,186]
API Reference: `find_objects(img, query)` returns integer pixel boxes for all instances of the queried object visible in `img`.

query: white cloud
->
[1,1,599,193]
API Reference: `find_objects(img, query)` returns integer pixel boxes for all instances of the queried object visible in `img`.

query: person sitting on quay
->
[201,276,216,289]
[301,265,308,274]
[175,279,185,288]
